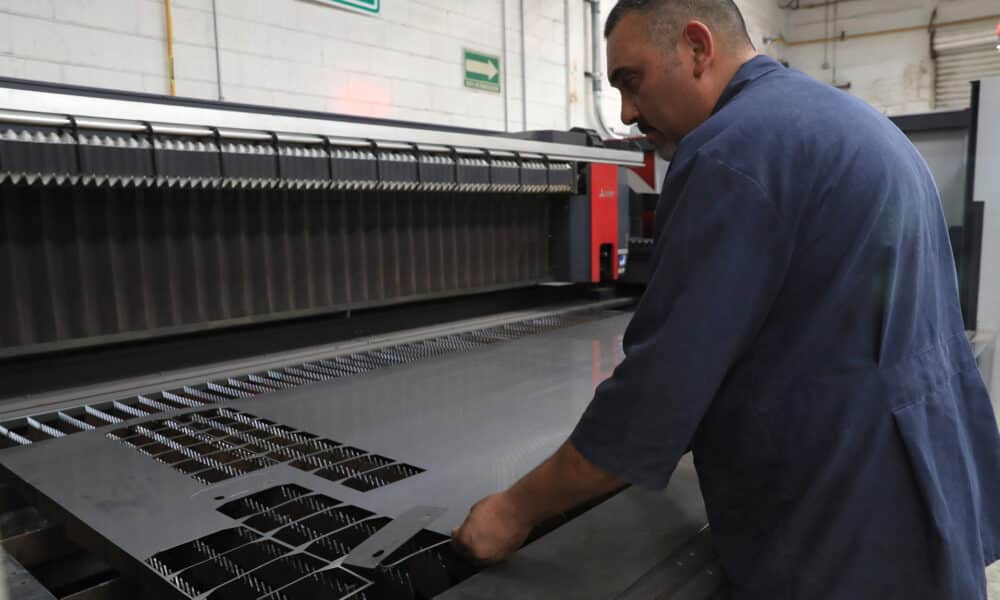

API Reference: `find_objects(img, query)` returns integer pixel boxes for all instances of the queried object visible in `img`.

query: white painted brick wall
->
[0,56,63,82]
[0,11,9,57]
[0,0,786,133]
[0,0,537,131]
[1,0,171,94]
[781,0,999,116]
[3,0,54,19]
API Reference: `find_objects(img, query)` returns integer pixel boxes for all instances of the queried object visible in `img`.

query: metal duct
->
[0,183,551,357]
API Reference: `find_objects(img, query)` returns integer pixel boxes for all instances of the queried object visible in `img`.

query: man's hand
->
[450,442,625,565]
[451,491,533,564]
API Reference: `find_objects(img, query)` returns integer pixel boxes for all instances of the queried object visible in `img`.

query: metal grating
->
[147,484,476,600]
[0,183,552,356]
[344,464,427,493]
[0,310,609,450]
[106,407,424,490]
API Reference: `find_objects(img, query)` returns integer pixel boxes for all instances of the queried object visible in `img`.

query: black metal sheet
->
[0,313,710,598]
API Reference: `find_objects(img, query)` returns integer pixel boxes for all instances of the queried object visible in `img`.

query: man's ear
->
[682,21,715,78]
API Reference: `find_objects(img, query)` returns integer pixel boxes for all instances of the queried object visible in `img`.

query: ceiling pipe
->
[502,0,510,131]
[586,0,615,140]
[211,0,224,101]
[775,13,1000,47]
[520,0,528,130]
[779,0,866,10]
[164,0,176,96]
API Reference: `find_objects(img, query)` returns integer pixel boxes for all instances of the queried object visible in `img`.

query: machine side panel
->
[590,163,620,282]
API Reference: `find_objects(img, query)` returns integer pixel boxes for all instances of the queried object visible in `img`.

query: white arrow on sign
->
[465,57,498,80]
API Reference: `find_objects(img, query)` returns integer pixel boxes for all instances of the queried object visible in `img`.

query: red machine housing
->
[589,163,620,282]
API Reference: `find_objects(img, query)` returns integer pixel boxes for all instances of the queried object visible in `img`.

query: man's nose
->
[620,98,639,127]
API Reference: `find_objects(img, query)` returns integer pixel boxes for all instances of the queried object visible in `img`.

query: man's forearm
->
[450,440,628,562]
[504,441,627,526]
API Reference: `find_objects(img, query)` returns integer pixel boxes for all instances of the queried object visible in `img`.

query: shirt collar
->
[667,55,783,171]
[711,54,783,116]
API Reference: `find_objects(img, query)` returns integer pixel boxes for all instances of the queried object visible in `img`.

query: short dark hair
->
[604,0,753,48]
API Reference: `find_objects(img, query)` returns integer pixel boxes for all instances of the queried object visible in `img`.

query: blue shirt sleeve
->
[570,154,794,490]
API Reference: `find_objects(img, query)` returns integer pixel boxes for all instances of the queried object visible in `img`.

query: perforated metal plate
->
[147,484,465,599]
[107,408,423,490]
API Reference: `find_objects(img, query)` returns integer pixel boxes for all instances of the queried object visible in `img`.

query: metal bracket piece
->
[342,505,447,570]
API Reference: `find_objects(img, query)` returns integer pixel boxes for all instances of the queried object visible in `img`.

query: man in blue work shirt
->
[452,0,1000,597]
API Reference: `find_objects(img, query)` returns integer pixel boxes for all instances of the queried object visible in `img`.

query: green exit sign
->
[312,0,380,14]
[463,49,501,94]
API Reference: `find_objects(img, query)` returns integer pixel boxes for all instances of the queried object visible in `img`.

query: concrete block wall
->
[4,0,992,127]
[509,0,572,132]
[0,1,168,95]
[0,0,573,132]
[781,0,999,115]
[0,0,785,134]
[212,0,515,131]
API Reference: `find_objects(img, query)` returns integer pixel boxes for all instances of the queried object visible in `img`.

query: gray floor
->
[989,561,999,599]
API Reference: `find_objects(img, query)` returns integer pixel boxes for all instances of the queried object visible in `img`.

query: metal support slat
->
[0,422,48,445]
[57,411,99,432]
[226,378,273,395]
[26,415,84,439]
[271,371,311,387]
[206,382,251,399]
[2,526,73,570]
[146,394,189,411]
[318,357,365,375]
[305,361,352,377]
[161,390,207,408]
[60,577,131,600]
[141,394,191,411]
[183,386,233,403]
[112,400,160,419]
[0,310,607,455]
[1,548,58,600]
[28,552,116,598]
[247,373,296,390]
[82,405,126,425]
[284,365,339,383]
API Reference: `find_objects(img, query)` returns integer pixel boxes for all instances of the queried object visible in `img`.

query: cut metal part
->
[144,485,462,599]
[342,506,447,570]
